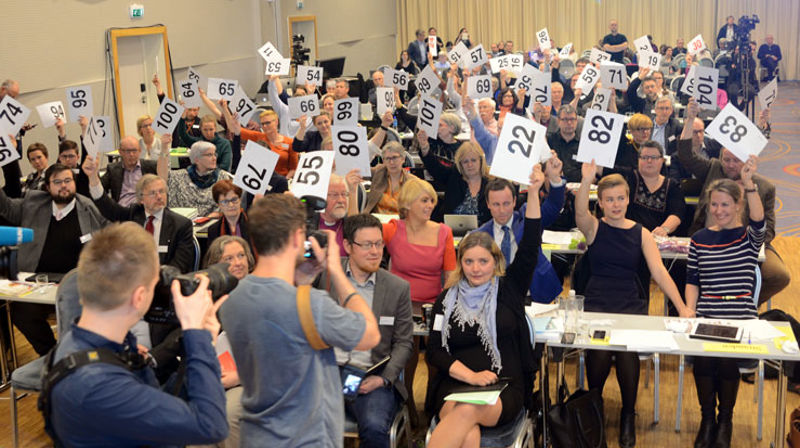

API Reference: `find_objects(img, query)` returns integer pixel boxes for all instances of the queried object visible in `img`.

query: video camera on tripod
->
[292,34,311,68]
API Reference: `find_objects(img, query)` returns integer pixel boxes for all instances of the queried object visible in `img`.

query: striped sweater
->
[687,218,766,319]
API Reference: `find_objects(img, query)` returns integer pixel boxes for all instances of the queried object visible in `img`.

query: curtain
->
[396,0,796,79]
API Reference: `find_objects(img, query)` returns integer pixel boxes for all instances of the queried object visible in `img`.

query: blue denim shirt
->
[50,324,227,447]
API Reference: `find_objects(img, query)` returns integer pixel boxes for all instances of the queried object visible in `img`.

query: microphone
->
[0,226,34,246]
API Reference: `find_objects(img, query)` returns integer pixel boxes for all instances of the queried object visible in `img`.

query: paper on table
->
[541,230,575,245]
[609,329,680,351]
[739,319,786,341]
[703,342,768,355]
[525,303,559,318]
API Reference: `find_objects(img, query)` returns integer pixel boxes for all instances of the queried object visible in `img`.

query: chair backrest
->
[670,75,685,92]
[558,59,575,79]
[752,265,762,306]
[192,235,201,271]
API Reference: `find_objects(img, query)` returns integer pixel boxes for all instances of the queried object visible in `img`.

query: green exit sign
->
[129,4,144,18]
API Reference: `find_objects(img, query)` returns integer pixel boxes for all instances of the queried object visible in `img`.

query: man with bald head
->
[758,34,782,82]
[0,79,19,99]
[100,136,158,206]
[602,19,628,63]
[678,98,790,305]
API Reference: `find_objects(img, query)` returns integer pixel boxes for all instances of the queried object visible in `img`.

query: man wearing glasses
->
[319,174,355,256]
[0,159,107,355]
[626,67,661,116]
[99,136,158,206]
[316,213,413,448]
[84,156,194,274]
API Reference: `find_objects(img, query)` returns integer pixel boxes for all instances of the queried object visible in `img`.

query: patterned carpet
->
[755,81,800,237]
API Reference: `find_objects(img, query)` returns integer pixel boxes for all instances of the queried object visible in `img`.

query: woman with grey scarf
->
[425,165,544,447]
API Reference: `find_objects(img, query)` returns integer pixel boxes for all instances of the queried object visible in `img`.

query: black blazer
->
[93,194,195,273]
[206,213,256,255]
[420,151,491,224]
[100,160,158,202]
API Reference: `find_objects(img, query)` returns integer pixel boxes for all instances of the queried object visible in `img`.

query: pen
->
[748,331,751,345]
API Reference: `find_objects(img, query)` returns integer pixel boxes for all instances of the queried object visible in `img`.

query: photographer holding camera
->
[220,194,380,447]
[42,222,229,447]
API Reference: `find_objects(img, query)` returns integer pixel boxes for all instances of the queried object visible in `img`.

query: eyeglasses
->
[639,155,662,161]
[383,155,403,162]
[350,240,385,250]
[693,129,705,135]
[143,188,167,198]
[327,192,349,199]
[59,153,77,159]
[51,178,74,186]
[139,122,153,129]
[221,252,248,264]
[218,197,240,207]
[558,117,577,122]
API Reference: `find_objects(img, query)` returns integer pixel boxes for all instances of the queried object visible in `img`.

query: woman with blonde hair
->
[421,141,491,223]
[426,165,544,447]
[361,142,418,214]
[136,115,163,159]
[383,177,456,310]
[612,113,653,172]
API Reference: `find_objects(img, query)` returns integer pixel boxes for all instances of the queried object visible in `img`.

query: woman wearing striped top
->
[686,155,765,448]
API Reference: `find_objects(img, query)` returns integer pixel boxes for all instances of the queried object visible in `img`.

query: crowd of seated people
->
[0,14,791,447]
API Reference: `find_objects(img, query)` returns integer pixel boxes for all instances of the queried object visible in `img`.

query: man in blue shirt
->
[602,19,629,63]
[220,194,380,447]
[48,222,228,447]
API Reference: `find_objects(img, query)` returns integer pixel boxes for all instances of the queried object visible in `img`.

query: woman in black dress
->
[426,165,543,447]
[576,161,692,448]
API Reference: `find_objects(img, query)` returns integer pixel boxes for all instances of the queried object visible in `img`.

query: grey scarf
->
[441,277,502,372]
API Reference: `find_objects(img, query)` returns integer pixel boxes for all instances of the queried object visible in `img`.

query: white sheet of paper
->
[589,87,613,112]
[177,78,202,108]
[416,95,443,138]
[376,87,395,116]
[229,86,258,126]
[489,113,550,185]
[415,64,439,96]
[428,35,438,57]
[234,140,279,196]
[387,68,410,91]
[207,78,238,101]
[331,125,371,176]
[265,58,291,76]
[705,103,768,162]
[296,65,323,87]
[187,66,207,93]
[758,78,778,110]
[514,64,538,94]
[688,34,707,55]
[590,48,612,65]
[288,94,320,120]
[333,97,358,126]
[448,41,470,67]
[693,66,719,110]
[466,44,488,70]
[257,41,282,63]
[576,109,625,168]
[93,116,113,153]
[633,35,651,53]
[600,61,628,90]
[65,86,93,122]
[680,65,697,97]
[291,151,335,199]
[36,101,66,128]
[536,28,551,51]
[0,96,31,137]
[575,65,601,98]
[559,43,573,58]
[489,55,511,74]
[637,50,662,71]
[152,98,184,136]
[467,75,493,100]
[83,116,113,158]
[0,133,20,168]
[507,54,524,74]
[530,69,552,107]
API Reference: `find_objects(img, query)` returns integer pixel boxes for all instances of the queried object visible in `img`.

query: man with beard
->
[626,67,660,116]
[219,194,379,447]
[319,174,352,256]
[0,160,107,355]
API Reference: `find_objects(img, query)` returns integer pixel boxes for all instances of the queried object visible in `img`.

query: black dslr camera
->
[145,263,239,325]
[301,195,327,258]
[292,34,311,67]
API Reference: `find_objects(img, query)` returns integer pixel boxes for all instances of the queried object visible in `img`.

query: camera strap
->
[297,284,330,350]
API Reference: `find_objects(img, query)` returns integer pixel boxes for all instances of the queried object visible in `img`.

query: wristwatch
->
[744,185,758,193]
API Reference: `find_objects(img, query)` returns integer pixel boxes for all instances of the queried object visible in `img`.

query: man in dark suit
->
[84,157,195,273]
[651,97,682,171]
[407,29,428,68]
[316,214,413,448]
[100,135,157,206]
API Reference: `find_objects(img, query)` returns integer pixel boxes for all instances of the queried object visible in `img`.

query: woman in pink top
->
[383,178,456,312]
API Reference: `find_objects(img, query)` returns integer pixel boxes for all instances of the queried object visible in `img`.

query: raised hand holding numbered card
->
[448,41,469,67]
[65,86,93,122]
[488,113,549,185]
[35,101,67,128]
[536,28,551,51]
[600,62,628,90]
[334,97,358,126]
[590,48,611,65]
[687,34,706,55]
[388,69,409,91]
[514,65,537,94]
[415,64,439,96]
[296,65,323,87]
[376,87,396,116]
[576,109,625,168]
[234,140,279,195]
[590,87,613,111]
[229,86,257,126]
[152,98,185,135]
[331,125,370,176]
[575,65,601,98]
[466,44,488,70]
[467,75,493,100]
[428,35,438,57]
[559,43,573,58]
[633,35,651,53]
[288,95,319,120]
[291,151,335,199]
[637,50,661,71]
[680,65,697,97]
[207,78,238,101]
[178,78,202,108]
[705,103,768,162]
[0,134,21,168]
[416,95,443,138]
[530,69,551,106]
[693,66,719,110]
[258,41,281,63]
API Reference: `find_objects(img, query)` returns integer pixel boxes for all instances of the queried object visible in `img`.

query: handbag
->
[547,380,606,448]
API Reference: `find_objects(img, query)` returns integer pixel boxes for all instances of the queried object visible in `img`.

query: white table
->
[539,311,799,448]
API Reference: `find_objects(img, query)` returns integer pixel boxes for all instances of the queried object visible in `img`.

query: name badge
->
[668,135,676,142]
[79,233,93,244]
[379,316,395,326]
[158,245,169,253]
[433,314,444,332]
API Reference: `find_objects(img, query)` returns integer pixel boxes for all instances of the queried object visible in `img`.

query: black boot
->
[619,411,635,448]
[713,378,739,448]
[694,375,717,448]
